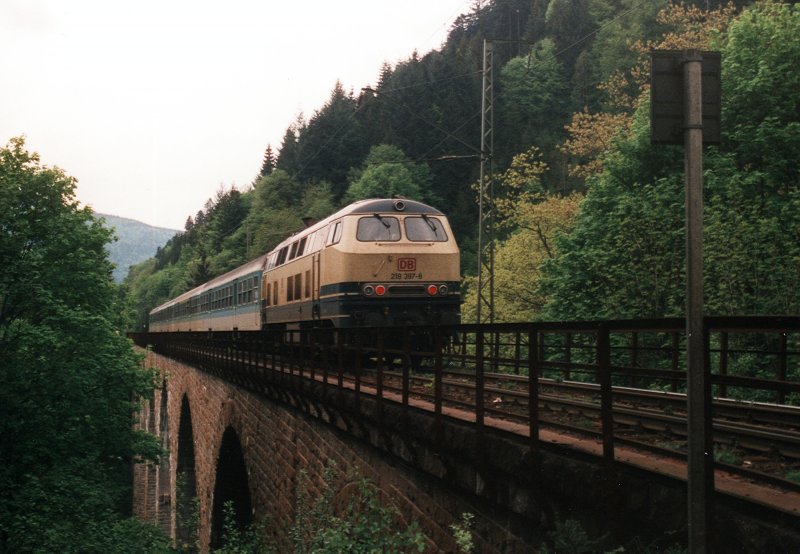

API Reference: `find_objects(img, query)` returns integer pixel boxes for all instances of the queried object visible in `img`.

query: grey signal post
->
[651,50,720,554]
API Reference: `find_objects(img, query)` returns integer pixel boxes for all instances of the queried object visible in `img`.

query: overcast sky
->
[1,0,471,229]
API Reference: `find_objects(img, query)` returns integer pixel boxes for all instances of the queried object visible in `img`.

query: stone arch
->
[157,380,171,533]
[210,426,253,550]
[176,394,198,548]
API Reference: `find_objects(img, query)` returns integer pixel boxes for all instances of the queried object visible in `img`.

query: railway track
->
[348,362,800,490]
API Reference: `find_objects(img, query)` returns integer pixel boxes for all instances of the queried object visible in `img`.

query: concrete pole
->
[683,49,713,554]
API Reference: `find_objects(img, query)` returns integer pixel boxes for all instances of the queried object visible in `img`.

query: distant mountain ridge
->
[99,214,178,283]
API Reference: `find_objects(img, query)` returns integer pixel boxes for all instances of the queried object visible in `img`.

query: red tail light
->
[375,284,387,296]
[427,284,438,296]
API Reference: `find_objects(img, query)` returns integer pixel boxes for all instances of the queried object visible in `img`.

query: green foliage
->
[785,470,800,483]
[450,512,475,554]
[213,501,273,554]
[292,462,426,554]
[722,2,800,189]
[542,519,594,554]
[345,144,437,204]
[497,39,569,164]
[542,2,800,321]
[0,137,168,551]
[714,445,743,466]
[292,82,368,199]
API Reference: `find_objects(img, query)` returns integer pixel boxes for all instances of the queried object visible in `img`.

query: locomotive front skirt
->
[149,198,461,332]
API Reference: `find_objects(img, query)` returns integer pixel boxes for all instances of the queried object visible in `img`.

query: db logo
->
[398,258,416,271]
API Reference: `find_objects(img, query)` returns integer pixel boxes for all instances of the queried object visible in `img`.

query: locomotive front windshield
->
[357,216,401,241]
[405,216,448,242]
[357,214,449,242]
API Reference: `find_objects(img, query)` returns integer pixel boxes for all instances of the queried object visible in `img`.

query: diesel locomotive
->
[148,198,460,332]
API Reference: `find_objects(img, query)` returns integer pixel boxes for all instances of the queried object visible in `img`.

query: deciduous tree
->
[0,138,165,550]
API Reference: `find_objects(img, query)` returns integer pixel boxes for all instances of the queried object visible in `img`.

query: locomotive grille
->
[387,284,427,296]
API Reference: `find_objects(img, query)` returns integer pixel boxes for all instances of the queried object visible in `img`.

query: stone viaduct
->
[132,346,800,553]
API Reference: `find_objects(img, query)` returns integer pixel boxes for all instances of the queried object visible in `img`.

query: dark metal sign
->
[651,51,721,145]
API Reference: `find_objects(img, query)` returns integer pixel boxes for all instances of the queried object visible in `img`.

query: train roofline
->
[149,198,446,317]
[149,252,269,315]
[269,197,444,252]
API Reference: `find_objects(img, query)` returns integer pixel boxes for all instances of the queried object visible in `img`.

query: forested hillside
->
[126,0,800,329]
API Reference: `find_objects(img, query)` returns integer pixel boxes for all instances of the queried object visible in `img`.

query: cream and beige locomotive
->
[148,198,460,332]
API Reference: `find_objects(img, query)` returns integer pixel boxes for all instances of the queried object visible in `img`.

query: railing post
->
[671,331,680,393]
[564,332,572,381]
[630,331,639,388]
[354,330,362,409]
[597,324,614,463]
[402,326,410,407]
[718,331,728,399]
[434,326,443,418]
[309,329,316,384]
[528,325,539,454]
[376,329,384,421]
[271,332,278,384]
[779,332,788,404]
[475,329,485,428]
[337,329,345,405]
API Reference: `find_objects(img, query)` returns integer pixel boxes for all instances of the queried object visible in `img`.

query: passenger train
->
[148,198,461,333]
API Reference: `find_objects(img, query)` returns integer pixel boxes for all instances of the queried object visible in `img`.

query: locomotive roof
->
[343,198,442,215]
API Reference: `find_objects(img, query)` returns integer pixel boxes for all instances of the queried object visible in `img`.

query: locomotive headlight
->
[363,285,375,296]
[427,284,439,296]
[438,284,448,296]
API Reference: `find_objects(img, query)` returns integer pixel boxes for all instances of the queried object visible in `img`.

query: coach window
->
[405,216,448,242]
[357,216,400,242]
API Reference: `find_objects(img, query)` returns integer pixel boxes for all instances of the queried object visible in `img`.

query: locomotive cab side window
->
[357,215,400,242]
[277,246,289,266]
[314,226,328,251]
[327,220,342,246]
[405,216,448,242]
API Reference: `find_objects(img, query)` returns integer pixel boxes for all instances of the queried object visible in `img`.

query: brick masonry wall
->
[133,349,527,553]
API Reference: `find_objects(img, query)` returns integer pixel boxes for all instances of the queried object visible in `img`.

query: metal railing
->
[129,316,800,487]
